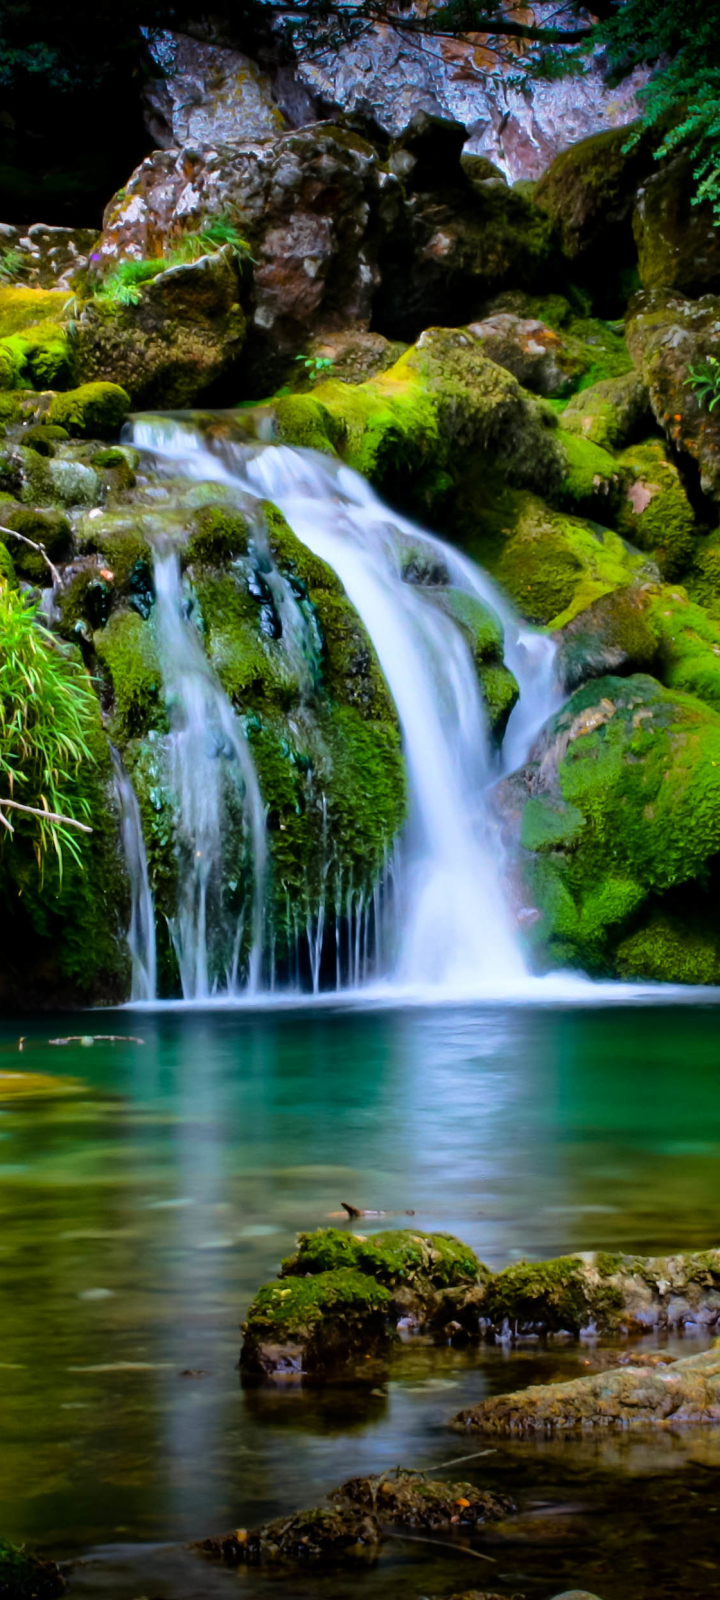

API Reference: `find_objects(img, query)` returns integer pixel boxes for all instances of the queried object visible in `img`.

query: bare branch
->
[0,797,93,833]
[0,525,61,588]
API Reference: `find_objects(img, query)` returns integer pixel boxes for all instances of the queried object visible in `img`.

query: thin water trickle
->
[152,550,267,999]
[128,418,562,997]
[111,747,157,1002]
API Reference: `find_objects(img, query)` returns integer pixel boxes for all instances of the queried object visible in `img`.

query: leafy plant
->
[0,585,97,874]
[295,354,335,384]
[0,247,25,284]
[685,355,720,410]
[93,257,167,307]
[171,217,254,263]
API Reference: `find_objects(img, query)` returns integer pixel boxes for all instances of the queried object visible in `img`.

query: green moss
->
[615,440,696,578]
[557,428,624,519]
[95,610,165,742]
[22,424,70,456]
[686,531,720,622]
[281,1227,482,1290]
[482,1254,624,1334]
[616,912,720,984]
[246,1268,392,1337]
[314,592,395,721]
[47,381,131,438]
[0,286,68,337]
[185,504,251,566]
[76,512,152,589]
[198,571,300,712]
[520,797,586,853]
[562,370,650,451]
[0,504,71,582]
[477,662,519,742]
[263,502,343,595]
[648,587,720,713]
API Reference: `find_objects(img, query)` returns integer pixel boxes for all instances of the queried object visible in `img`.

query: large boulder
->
[561,369,651,451]
[143,30,286,150]
[495,672,720,977]
[466,312,591,397]
[73,249,247,407]
[626,290,720,503]
[534,125,653,305]
[633,152,720,296]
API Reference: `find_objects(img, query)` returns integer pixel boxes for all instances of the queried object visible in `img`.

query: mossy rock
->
[481,1255,624,1335]
[454,480,647,629]
[556,582,659,693]
[634,151,720,297]
[686,529,720,622]
[240,1268,395,1378]
[0,286,69,338]
[0,504,71,583]
[562,370,651,451]
[16,447,99,510]
[508,673,720,975]
[615,439,696,578]
[616,910,720,985]
[185,504,251,566]
[196,1502,381,1567]
[333,1469,513,1528]
[75,511,152,590]
[47,381,131,438]
[557,428,626,522]
[21,424,70,457]
[0,1539,65,1599]
[94,610,165,741]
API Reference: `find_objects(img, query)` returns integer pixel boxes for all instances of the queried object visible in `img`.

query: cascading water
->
[127,417,562,997]
[152,550,267,998]
[111,747,157,1002]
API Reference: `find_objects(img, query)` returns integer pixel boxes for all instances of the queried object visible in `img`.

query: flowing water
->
[111,748,156,1003]
[2,1001,720,1600]
[126,418,561,998]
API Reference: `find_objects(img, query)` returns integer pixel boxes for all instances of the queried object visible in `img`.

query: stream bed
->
[1,998,720,1598]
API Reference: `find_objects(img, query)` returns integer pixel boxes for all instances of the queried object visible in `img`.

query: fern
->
[685,355,720,411]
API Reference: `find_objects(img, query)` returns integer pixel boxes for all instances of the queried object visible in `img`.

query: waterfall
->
[127,419,561,997]
[152,550,267,998]
[111,748,157,1003]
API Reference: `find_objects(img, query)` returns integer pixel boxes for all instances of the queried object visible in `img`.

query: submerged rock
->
[453,1341,720,1433]
[196,1502,381,1566]
[331,1469,513,1527]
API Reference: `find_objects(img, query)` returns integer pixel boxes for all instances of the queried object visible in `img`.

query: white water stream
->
[111,747,157,1003]
[125,418,561,999]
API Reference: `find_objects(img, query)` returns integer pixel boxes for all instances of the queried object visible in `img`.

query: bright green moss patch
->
[185,504,251,566]
[0,286,68,337]
[562,370,650,451]
[648,588,720,713]
[95,610,165,741]
[0,322,73,391]
[246,1269,393,1335]
[282,1227,483,1290]
[263,501,343,596]
[616,912,720,985]
[76,512,152,590]
[48,381,131,438]
[558,428,624,520]
[615,440,696,578]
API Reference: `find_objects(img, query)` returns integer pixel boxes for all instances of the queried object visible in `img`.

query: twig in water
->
[0,524,61,588]
[384,1530,496,1563]
[405,1449,497,1474]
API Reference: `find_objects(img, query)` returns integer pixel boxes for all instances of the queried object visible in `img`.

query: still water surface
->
[1,999,720,1598]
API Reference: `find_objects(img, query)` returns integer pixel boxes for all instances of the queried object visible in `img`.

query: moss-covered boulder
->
[281,1226,483,1294]
[555,582,660,693]
[0,1540,65,1599]
[534,125,651,306]
[73,250,246,408]
[453,1342,720,1434]
[240,1268,395,1378]
[0,287,74,392]
[561,370,651,451]
[497,672,720,977]
[467,312,591,397]
[453,481,648,630]
[614,439,696,577]
[425,587,519,742]
[47,381,131,438]
[634,152,720,296]
[0,504,71,584]
[626,290,720,503]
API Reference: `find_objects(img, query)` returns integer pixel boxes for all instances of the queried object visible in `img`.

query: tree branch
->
[0,798,93,834]
[0,524,61,588]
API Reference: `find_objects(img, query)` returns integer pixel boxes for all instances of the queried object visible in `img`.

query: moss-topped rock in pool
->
[281,1226,483,1292]
[240,1268,395,1378]
[496,672,720,978]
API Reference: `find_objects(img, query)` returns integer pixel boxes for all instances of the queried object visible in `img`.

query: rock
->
[0,504,71,584]
[47,382,130,439]
[0,286,72,391]
[0,223,99,289]
[495,673,720,977]
[301,329,407,387]
[0,1539,65,1599]
[534,125,653,300]
[14,448,100,510]
[555,583,659,693]
[561,370,651,451]
[613,438,696,578]
[273,325,566,512]
[429,588,519,742]
[467,313,591,397]
[625,290,720,503]
[195,1502,381,1566]
[452,1341,720,1433]
[295,21,647,182]
[73,252,246,408]
[634,152,720,296]
[241,1228,484,1376]
[616,910,720,985]
[331,1469,514,1527]
[143,30,286,150]
[453,482,647,630]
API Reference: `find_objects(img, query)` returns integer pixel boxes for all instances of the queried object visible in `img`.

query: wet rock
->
[240,1267,395,1379]
[561,370,651,452]
[613,438,696,578]
[634,152,720,297]
[0,223,99,290]
[73,252,246,408]
[195,1502,381,1566]
[0,1539,65,1598]
[534,125,652,295]
[143,30,286,150]
[494,673,720,979]
[452,1341,720,1433]
[331,1468,514,1527]
[555,584,659,693]
[467,313,591,397]
[301,329,407,387]
[626,290,720,504]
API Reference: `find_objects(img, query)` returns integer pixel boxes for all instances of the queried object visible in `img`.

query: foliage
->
[0,247,24,284]
[170,218,253,263]
[94,258,167,307]
[93,220,253,308]
[685,355,720,411]
[0,585,97,873]
[295,354,335,385]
